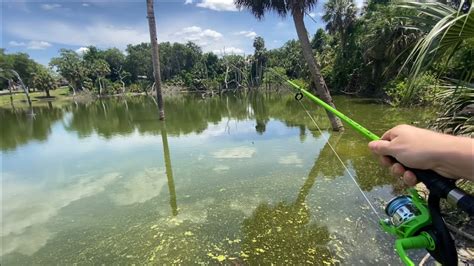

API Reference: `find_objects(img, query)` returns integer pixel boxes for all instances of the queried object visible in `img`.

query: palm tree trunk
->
[292,10,344,131]
[161,124,178,216]
[146,0,165,120]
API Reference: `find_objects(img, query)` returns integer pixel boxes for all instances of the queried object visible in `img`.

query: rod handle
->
[409,168,474,216]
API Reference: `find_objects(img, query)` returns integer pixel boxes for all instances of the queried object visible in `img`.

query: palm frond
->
[431,82,474,136]
[397,0,474,103]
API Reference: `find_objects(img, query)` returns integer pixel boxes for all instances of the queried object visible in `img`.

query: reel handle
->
[408,168,474,216]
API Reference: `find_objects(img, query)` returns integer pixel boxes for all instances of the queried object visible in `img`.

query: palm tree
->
[322,0,357,52]
[398,1,473,135]
[399,0,473,101]
[235,0,344,131]
[146,0,165,120]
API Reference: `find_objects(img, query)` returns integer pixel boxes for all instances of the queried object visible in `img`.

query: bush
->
[289,78,309,90]
[128,83,142,93]
[384,73,440,106]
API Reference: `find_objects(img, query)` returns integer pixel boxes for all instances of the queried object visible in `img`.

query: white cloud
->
[184,0,193,4]
[2,172,120,256]
[236,30,257,39]
[9,41,26,46]
[196,0,237,11]
[355,0,364,9]
[276,21,287,28]
[175,26,222,46]
[8,40,51,50]
[212,164,229,172]
[27,40,51,50]
[109,168,166,206]
[278,152,303,167]
[212,146,256,159]
[308,11,325,18]
[82,3,90,7]
[7,20,150,49]
[75,47,89,55]
[40,3,61,10]
[212,47,245,55]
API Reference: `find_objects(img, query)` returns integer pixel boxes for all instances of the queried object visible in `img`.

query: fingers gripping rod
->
[282,77,474,215]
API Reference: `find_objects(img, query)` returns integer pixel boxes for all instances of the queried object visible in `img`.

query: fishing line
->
[266,67,382,220]
[297,98,382,220]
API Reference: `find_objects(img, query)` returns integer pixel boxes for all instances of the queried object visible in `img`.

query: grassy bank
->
[0,87,71,108]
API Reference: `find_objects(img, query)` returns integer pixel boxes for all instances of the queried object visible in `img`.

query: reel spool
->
[385,195,419,226]
[380,189,457,266]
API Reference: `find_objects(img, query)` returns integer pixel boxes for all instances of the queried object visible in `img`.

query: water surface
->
[1,93,433,265]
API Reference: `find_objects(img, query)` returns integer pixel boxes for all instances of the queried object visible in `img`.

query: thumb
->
[368,140,393,156]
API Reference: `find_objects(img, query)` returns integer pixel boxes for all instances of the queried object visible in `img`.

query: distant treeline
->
[1,0,472,106]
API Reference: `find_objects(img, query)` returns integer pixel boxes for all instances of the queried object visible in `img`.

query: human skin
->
[368,124,474,186]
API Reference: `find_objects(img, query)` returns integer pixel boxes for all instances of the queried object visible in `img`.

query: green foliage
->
[431,84,474,136]
[128,83,143,93]
[263,67,287,86]
[289,78,308,90]
[32,66,57,97]
[267,40,307,79]
[311,28,330,53]
[384,72,439,106]
[0,49,39,90]
[251,36,267,87]
[50,49,88,92]
[399,1,474,103]
[235,0,319,19]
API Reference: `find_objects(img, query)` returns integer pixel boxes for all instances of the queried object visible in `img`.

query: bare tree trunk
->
[292,10,344,131]
[98,77,103,96]
[224,65,229,90]
[146,0,165,120]
[117,66,126,95]
[69,84,76,97]
[8,80,15,109]
[11,70,32,108]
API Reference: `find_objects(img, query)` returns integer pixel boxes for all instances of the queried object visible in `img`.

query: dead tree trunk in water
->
[146,0,165,120]
[11,70,32,108]
[8,80,15,109]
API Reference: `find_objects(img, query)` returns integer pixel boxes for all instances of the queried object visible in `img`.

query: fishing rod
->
[269,68,473,266]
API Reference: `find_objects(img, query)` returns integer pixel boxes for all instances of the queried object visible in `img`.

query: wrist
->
[431,134,473,179]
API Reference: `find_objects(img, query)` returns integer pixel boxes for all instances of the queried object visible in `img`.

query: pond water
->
[1,93,434,265]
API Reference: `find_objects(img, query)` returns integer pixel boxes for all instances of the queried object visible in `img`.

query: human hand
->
[368,125,459,186]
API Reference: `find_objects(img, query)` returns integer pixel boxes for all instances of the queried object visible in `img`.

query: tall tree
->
[235,0,344,131]
[252,36,266,87]
[50,49,88,94]
[323,0,357,51]
[32,66,57,98]
[146,0,165,120]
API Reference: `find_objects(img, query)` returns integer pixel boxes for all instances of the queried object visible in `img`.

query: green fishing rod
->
[274,71,473,266]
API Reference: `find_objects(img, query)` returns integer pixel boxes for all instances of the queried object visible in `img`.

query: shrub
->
[384,72,440,106]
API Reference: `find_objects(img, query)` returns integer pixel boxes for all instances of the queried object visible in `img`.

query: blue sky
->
[1,0,363,65]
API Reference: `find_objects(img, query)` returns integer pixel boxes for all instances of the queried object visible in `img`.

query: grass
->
[0,87,71,108]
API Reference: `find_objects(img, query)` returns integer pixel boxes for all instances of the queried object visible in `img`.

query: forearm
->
[433,135,474,181]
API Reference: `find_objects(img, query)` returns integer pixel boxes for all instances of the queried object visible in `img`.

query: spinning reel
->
[380,189,458,266]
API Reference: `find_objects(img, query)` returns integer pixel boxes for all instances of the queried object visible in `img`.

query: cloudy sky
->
[1,0,364,65]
